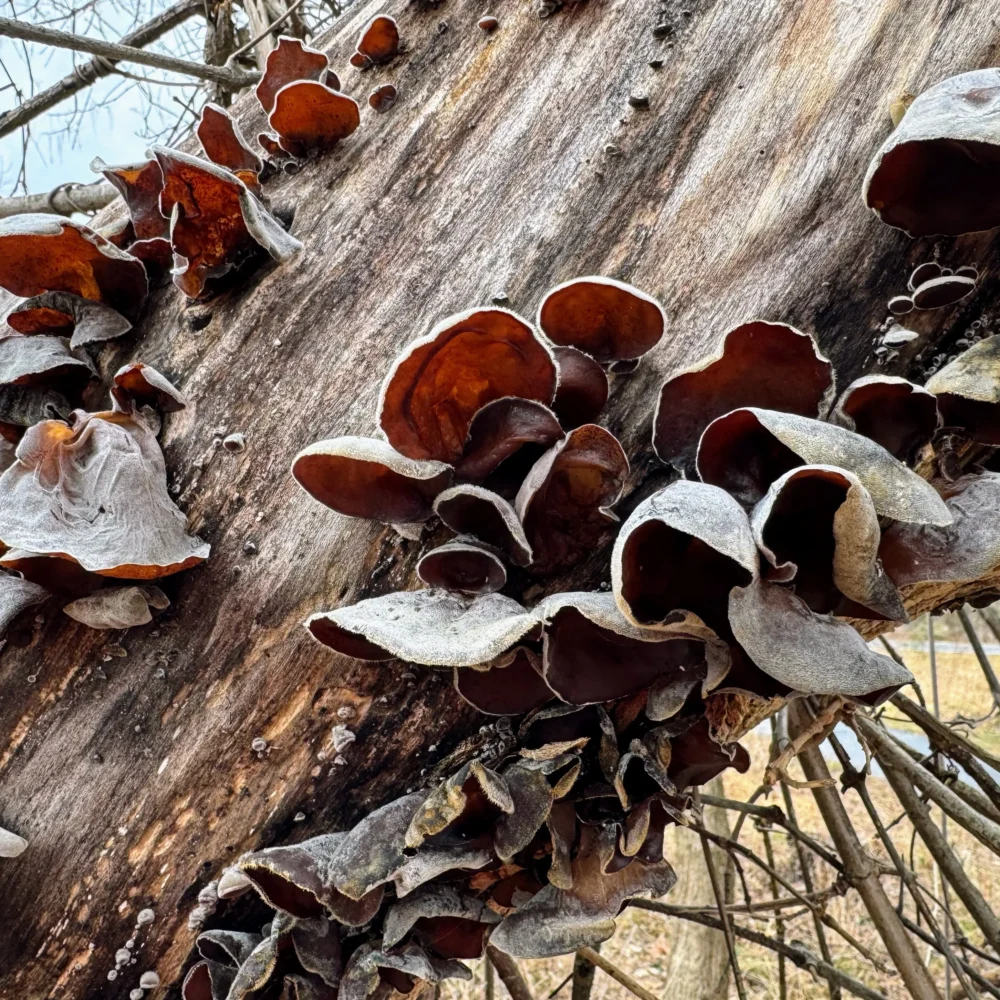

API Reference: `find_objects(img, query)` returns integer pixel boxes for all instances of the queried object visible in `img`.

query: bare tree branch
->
[486,946,534,1000]
[0,177,116,218]
[576,947,660,1000]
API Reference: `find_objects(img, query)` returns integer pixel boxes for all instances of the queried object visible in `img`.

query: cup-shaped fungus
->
[751,465,906,620]
[831,375,938,462]
[537,276,665,365]
[666,716,750,789]
[515,424,628,575]
[369,84,399,113]
[911,272,976,310]
[926,336,1000,443]
[182,959,235,1000]
[151,145,302,299]
[256,36,332,114]
[197,104,264,188]
[350,16,400,69]
[0,574,48,635]
[863,68,1000,236]
[434,486,533,565]
[696,407,952,524]
[453,646,553,715]
[416,538,506,595]
[63,585,169,629]
[269,81,362,155]
[551,347,609,429]
[380,309,557,463]
[0,408,209,579]
[292,436,452,523]
[339,943,470,1000]
[611,481,758,640]
[0,215,148,321]
[111,362,187,414]
[6,290,133,349]
[652,321,833,475]
[0,334,94,394]
[381,888,501,959]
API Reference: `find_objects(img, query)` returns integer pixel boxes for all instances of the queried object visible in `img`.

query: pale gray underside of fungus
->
[0,574,48,634]
[392,843,494,897]
[305,590,538,667]
[381,887,500,950]
[6,290,133,348]
[217,867,255,899]
[728,577,912,696]
[339,944,471,1000]
[433,485,533,565]
[926,335,1000,404]
[0,334,94,385]
[751,465,906,620]
[0,826,28,858]
[62,585,169,629]
[494,755,578,861]
[0,409,210,576]
[700,407,952,525]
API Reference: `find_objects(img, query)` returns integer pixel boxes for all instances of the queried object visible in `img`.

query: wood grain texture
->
[2,0,1000,994]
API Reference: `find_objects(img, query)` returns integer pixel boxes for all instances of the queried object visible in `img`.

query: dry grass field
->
[443,610,1000,1000]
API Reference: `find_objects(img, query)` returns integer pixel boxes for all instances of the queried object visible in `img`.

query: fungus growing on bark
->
[256,36,332,114]
[369,84,399,113]
[751,465,906,620]
[863,68,1000,236]
[292,437,452,523]
[652,321,833,476]
[269,82,362,155]
[417,538,506,595]
[111,362,187,414]
[0,215,148,320]
[350,16,400,68]
[91,156,166,241]
[182,959,235,1000]
[196,929,263,968]
[926,336,1000,443]
[197,104,263,185]
[434,486,533,565]
[379,308,557,463]
[151,145,302,299]
[306,590,538,666]
[666,716,751,789]
[551,347,609,429]
[0,334,94,393]
[454,647,553,715]
[340,943,470,1000]
[537,276,665,364]
[515,424,628,575]
[0,549,103,597]
[911,273,977,310]
[0,408,209,578]
[0,826,28,858]
[382,887,501,957]
[6,290,133,348]
[696,407,952,523]
[831,375,938,462]
[0,574,48,634]
[62,585,169,629]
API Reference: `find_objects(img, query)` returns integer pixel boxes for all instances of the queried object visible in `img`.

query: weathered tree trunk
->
[1,0,998,995]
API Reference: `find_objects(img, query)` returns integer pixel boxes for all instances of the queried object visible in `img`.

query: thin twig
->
[486,947,534,1000]
[576,947,659,1000]
[957,607,1000,713]
[571,944,598,1000]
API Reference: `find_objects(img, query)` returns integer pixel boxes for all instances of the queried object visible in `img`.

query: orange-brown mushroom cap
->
[111,362,188,414]
[91,157,168,243]
[197,103,264,179]
[537,276,665,364]
[6,290,132,349]
[551,347,609,429]
[379,308,558,464]
[863,69,1000,236]
[369,84,399,114]
[292,436,453,524]
[270,81,361,154]
[351,16,400,68]
[653,321,833,476]
[255,35,331,114]
[0,215,148,321]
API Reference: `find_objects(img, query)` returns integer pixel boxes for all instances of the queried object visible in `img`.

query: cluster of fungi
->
[0,13,999,993]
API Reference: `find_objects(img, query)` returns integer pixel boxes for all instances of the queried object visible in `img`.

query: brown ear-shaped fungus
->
[488,823,676,958]
[256,36,331,113]
[238,834,384,925]
[537,277,665,364]
[289,918,343,989]
[0,409,209,578]
[611,481,757,640]
[350,16,400,68]
[380,309,557,463]
[863,69,1000,236]
[417,538,506,595]
[751,465,906,620]
[183,960,236,1000]
[339,944,471,1000]
[0,549,103,597]
[7,290,132,349]
[454,397,564,489]
[0,334,94,390]
[645,663,708,721]
[197,103,264,180]
[494,755,580,861]
[666,716,750,789]
[293,436,452,524]
[911,273,976,310]
[0,573,48,634]
[515,424,628,575]
[270,82,362,155]
[831,375,938,462]
[394,842,495,898]
[0,384,72,438]
[519,703,618,782]
[369,84,398,113]
[697,407,952,524]
[434,485,532,565]
[382,888,501,958]
[111,361,187,413]
[91,156,167,243]
[62,584,168,629]
[454,646,552,715]
[551,347,609,430]
[197,929,264,968]
[306,590,538,666]
[880,472,1000,595]
[222,932,282,1000]
[926,336,1000,443]
[728,577,911,698]
[537,591,726,705]
[0,215,147,320]
[614,729,675,809]
[652,321,833,476]
[258,132,294,161]
[152,145,302,299]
